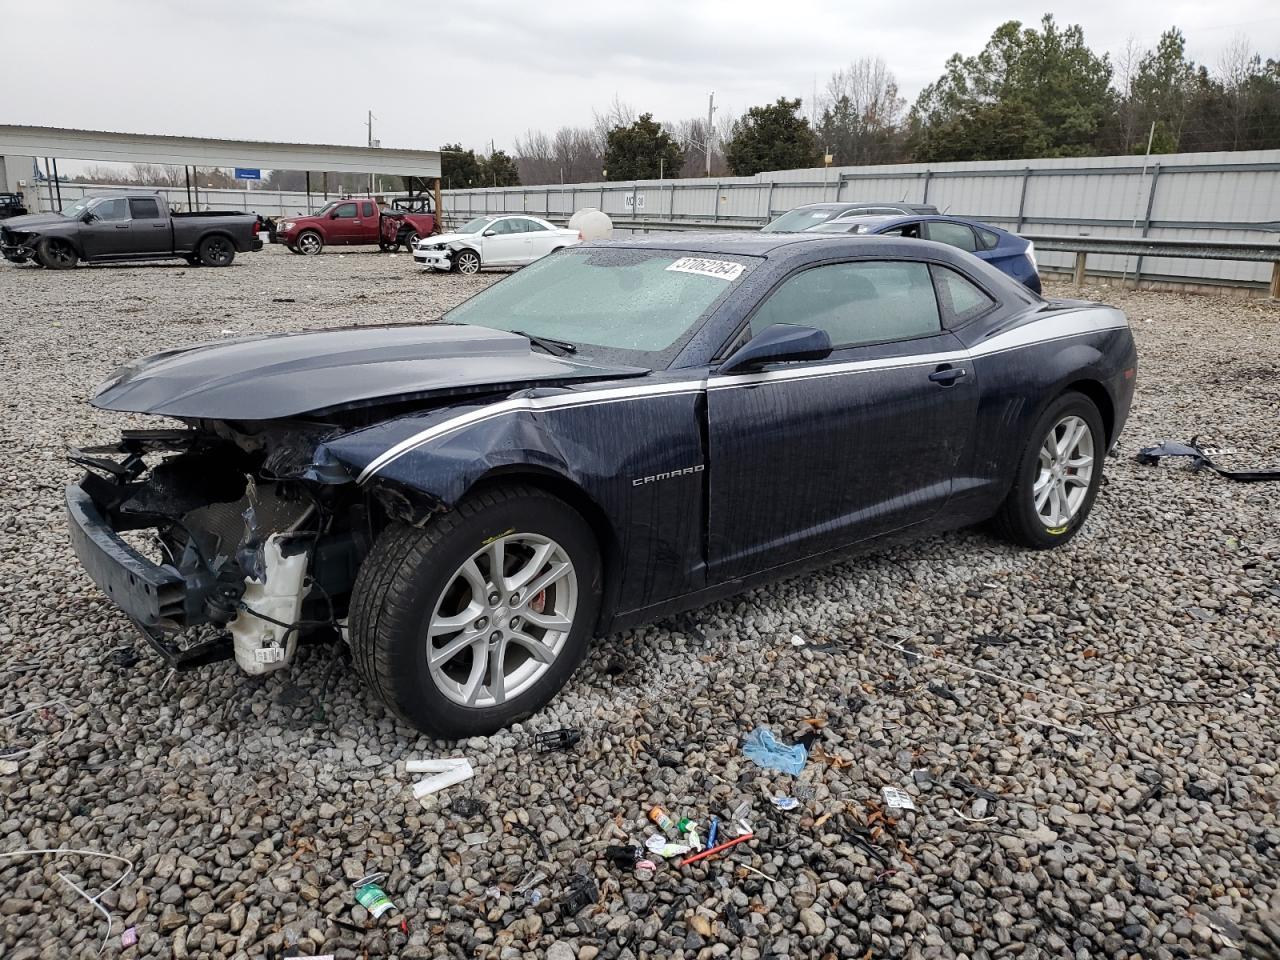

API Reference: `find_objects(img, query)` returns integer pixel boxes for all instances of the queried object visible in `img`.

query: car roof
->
[588,231,1000,262]
[830,213,1008,232]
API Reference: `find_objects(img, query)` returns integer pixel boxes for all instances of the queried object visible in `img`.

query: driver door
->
[329,201,360,242]
[79,197,132,258]
[706,259,978,581]
[481,218,528,265]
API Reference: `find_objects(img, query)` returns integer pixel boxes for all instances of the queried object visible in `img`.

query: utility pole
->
[705,91,716,177]
[366,109,375,194]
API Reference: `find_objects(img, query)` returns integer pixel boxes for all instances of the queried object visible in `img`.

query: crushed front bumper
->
[2,240,34,261]
[415,248,451,270]
[65,480,233,669]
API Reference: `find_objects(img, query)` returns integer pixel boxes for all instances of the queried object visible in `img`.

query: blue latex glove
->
[741,726,808,775]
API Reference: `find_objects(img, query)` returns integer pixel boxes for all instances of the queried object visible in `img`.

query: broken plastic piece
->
[407,757,474,798]
[450,797,485,818]
[706,816,719,850]
[1136,438,1280,482]
[120,927,138,947]
[742,726,808,775]
[645,834,692,858]
[532,728,582,753]
[881,786,916,811]
[561,871,599,918]
[635,859,657,877]
[771,795,800,811]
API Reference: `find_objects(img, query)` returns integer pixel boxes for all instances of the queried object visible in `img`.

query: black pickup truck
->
[1,191,263,269]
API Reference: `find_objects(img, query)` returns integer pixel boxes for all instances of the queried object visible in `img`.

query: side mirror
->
[719,324,833,374]
[482,229,497,237]
[329,211,340,219]
[81,211,97,223]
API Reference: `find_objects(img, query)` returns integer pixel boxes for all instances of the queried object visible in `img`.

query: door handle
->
[115,224,129,229]
[929,365,967,384]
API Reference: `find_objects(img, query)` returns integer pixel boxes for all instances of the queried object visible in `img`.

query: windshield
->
[444,246,758,365]
[457,216,496,234]
[311,201,339,218]
[809,220,872,234]
[61,198,96,218]
[761,206,844,232]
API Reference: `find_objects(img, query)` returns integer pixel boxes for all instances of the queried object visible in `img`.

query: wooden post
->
[432,177,443,234]
[1073,251,1087,287]
[1270,261,1280,300]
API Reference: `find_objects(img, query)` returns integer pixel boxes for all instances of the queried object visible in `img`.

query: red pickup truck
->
[275,197,436,255]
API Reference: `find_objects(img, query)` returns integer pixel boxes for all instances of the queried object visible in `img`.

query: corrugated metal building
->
[443,150,1280,288]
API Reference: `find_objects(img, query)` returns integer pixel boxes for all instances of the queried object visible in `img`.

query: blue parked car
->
[808,214,1041,294]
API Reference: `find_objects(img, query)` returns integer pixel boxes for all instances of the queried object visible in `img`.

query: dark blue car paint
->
[815,215,1043,294]
[302,234,1135,634]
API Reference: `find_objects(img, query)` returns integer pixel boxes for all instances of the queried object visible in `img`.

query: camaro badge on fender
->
[632,465,705,487]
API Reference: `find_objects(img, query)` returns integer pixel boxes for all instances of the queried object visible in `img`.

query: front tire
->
[35,237,77,269]
[296,231,324,256]
[993,391,1105,549]
[197,235,235,267]
[452,248,481,275]
[400,230,420,252]
[349,485,602,738]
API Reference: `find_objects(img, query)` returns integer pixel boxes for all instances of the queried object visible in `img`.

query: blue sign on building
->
[234,168,262,181]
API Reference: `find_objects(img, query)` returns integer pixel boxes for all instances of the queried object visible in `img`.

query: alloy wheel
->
[1034,414,1095,528]
[425,533,577,708]
[457,252,480,274]
[298,233,322,255]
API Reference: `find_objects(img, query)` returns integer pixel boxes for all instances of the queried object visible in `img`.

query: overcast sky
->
[6,0,1279,161]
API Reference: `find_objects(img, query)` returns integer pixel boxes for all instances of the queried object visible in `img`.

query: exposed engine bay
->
[68,424,383,675]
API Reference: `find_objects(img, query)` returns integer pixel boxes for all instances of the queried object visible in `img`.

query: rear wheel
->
[296,231,323,256]
[453,248,481,275]
[197,235,235,267]
[349,484,602,738]
[35,237,77,269]
[993,391,1105,549]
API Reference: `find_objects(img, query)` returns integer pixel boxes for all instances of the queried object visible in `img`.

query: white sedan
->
[413,215,581,274]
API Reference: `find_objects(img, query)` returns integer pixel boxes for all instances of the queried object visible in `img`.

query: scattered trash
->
[928,683,962,704]
[449,797,485,818]
[513,821,551,863]
[604,844,645,869]
[789,634,807,647]
[120,927,138,947]
[561,870,599,918]
[771,795,801,811]
[406,757,474,799]
[527,889,545,905]
[353,874,396,919]
[1136,438,1280,482]
[950,776,1002,803]
[726,799,753,836]
[846,826,889,866]
[532,728,582,753]
[645,834,692,859]
[881,786,916,812]
[0,848,135,956]
[706,816,719,849]
[271,297,296,303]
[678,833,754,867]
[742,726,808,775]
[108,647,140,668]
[649,805,679,834]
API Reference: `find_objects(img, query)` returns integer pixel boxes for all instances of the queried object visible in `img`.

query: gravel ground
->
[1,246,1278,960]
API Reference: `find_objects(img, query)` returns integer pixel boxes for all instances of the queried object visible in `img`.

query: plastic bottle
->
[649,805,677,834]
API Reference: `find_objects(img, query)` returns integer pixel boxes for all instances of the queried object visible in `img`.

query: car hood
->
[421,231,480,246]
[1,212,71,232]
[91,323,645,420]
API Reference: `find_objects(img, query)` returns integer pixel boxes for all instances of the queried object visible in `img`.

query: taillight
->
[252,220,260,236]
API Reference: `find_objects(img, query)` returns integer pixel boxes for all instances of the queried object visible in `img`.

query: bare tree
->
[1218,34,1259,150]
[514,128,557,185]
[817,57,906,165]
[591,95,637,155]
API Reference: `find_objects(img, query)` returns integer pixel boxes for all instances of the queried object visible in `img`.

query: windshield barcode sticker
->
[666,257,744,281]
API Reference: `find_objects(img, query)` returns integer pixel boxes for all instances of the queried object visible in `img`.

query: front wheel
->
[993,391,1105,549]
[296,231,324,256]
[197,235,235,267]
[349,485,602,738]
[400,231,420,252]
[452,248,481,275]
[35,237,77,269]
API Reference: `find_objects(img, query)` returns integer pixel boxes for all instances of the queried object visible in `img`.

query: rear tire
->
[993,391,1105,549]
[197,235,235,267]
[349,484,602,738]
[35,237,77,269]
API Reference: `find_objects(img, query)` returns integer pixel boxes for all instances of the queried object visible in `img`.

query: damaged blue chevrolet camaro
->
[66,233,1137,737]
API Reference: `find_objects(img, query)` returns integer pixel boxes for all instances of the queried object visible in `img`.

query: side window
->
[932,266,995,324]
[924,220,977,252]
[494,219,521,235]
[92,198,129,221]
[750,260,941,348]
[129,198,161,219]
[882,221,921,239]
[976,227,1000,250]
[334,202,358,218]
[361,201,376,217]
[523,219,548,232]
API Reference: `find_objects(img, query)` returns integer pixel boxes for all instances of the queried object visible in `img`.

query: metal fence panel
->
[443,149,1280,287]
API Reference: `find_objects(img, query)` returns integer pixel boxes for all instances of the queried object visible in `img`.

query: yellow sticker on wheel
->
[1045,525,1069,535]
[481,527,516,545]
